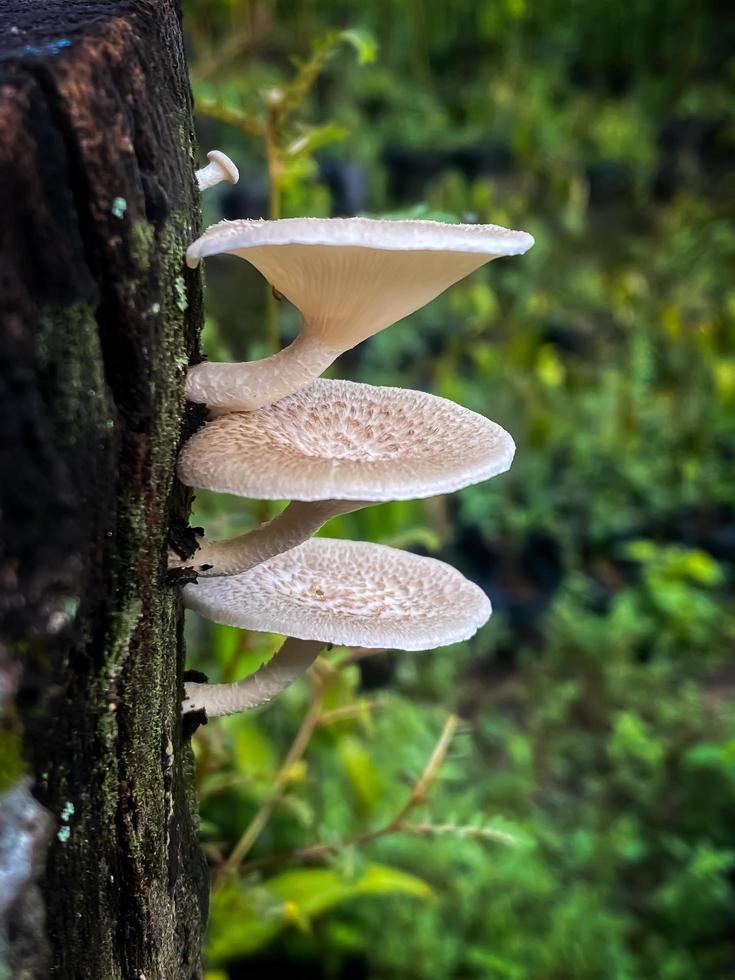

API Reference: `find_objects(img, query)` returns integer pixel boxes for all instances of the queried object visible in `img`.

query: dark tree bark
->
[0,2,209,977]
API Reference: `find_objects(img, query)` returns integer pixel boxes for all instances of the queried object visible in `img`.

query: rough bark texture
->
[0,2,208,977]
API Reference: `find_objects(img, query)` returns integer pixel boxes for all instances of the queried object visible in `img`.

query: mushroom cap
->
[183,537,492,650]
[206,150,239,184]
[177,378,515,501]
[185,216,534,352]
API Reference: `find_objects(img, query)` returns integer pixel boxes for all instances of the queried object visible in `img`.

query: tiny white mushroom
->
[184,216,534,411]
[170,379,515,577]
[182,537,491,717]
[195,150,239,192]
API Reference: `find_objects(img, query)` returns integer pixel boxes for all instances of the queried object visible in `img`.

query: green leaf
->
[337,735,383,814]
[232,720,278,779]
[208,865,431,965]
[384,526,442,552]
[285,123,349,158]
[208,885,282,964]
[339,29,378,65]
[264,863,434,915]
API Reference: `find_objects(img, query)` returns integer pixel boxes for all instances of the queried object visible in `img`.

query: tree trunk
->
[0,2,209,977]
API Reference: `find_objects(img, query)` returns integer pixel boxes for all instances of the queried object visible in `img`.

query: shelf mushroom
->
[170,378,515,577]
[182,537,491,717]
[184,216,534,411]
[195,150,239,192]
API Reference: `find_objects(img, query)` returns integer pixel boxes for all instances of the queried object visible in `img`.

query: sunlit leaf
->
[208,865,431,964]
[264,863,433,914]
[285,123,349,157]
[384,526,442,552]
[233,720,278,778]
[337,735,382,814]
[340,29,378,65]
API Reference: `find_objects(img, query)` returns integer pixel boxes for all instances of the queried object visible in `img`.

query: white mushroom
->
[170,379,514,577]
[195,150,239,192]
[185,216,534,411]
[172,498,366,578]
[182,637,323,716]
[182,537,491,717]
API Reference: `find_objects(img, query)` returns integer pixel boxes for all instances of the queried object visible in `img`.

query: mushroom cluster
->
[175,151,534,719]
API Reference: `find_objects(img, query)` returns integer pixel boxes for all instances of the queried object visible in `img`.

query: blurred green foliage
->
[182,1,735,977]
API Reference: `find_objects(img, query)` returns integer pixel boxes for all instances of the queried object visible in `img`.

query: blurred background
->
[181,2,735,977]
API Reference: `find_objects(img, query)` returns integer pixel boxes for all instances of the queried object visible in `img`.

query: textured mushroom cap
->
[177,378,515,501]
[185,217,534,351]
[183,537,491,650]
[206,150,239,184]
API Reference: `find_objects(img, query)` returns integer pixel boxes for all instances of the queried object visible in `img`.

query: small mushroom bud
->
[195,150,239,192]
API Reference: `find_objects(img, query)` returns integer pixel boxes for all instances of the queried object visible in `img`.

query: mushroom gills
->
[185,217,534,411]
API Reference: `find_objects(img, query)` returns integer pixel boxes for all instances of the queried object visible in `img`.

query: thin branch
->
[237,714,460,876]
[316,700,382,726]
[195,97,264,137]
[392,713,459,823]
[279,31,342,117]
[403,821,521,848]
[213,673,324,889]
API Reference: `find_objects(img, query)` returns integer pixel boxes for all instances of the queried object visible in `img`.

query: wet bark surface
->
[0,2,208,976]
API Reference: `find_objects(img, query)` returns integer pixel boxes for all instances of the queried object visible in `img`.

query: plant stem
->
[194,97,264,137]
[237,714,459,876]
[264,96,283,353]
[316,700,382,726]
[403,821,520,848]
[213,669,326,888]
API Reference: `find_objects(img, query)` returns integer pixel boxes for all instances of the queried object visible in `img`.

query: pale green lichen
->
[57,802,74,841]
[111,196,127,219]
[174,275,188,312]
[60,801,75,822]
[64,597,79,619]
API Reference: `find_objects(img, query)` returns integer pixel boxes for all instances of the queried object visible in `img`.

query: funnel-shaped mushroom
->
[171,379,514,576]
[185,217,534,411]
[182,537,491,717]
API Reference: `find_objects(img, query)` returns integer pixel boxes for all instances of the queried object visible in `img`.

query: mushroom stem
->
[185,331,339,412]
[182,636,324,717]
[169,499,368,577]
[196,150,239,192]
